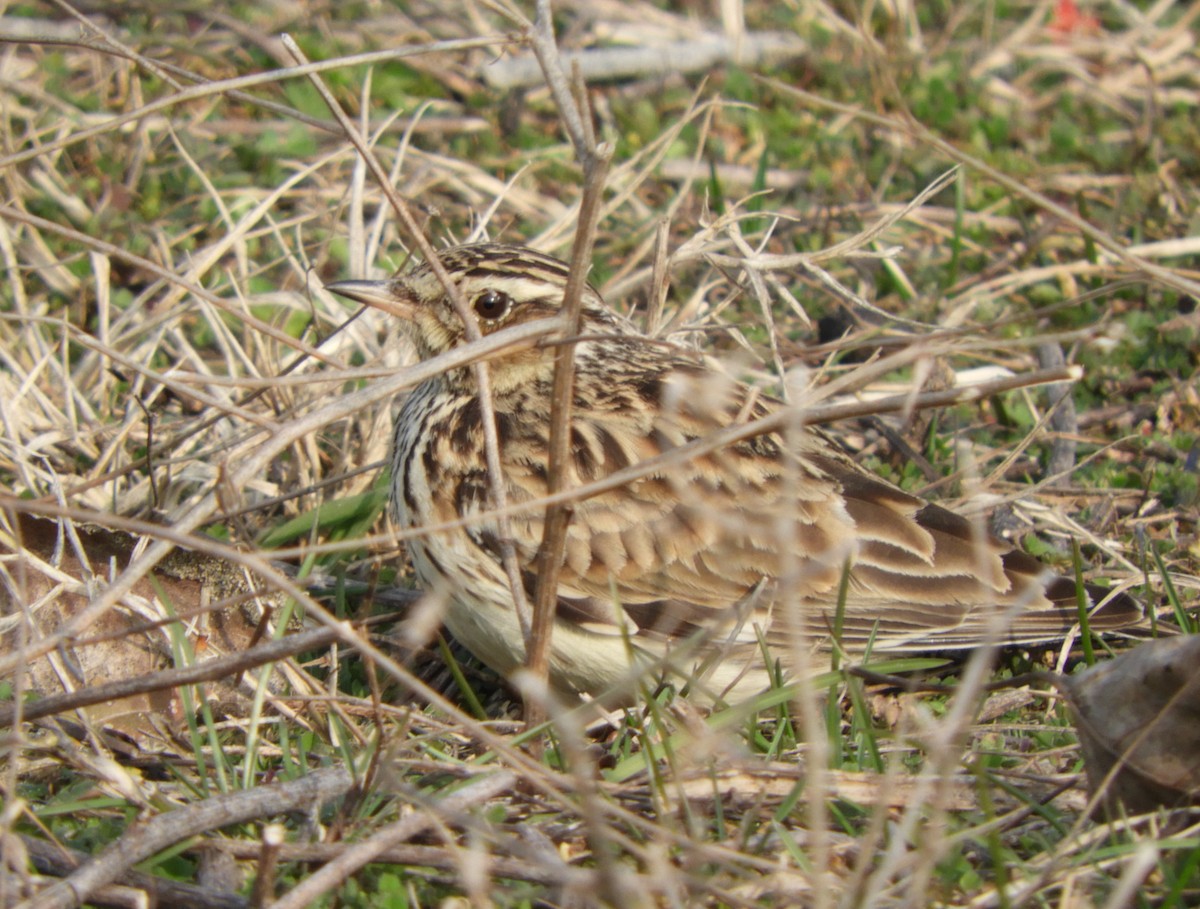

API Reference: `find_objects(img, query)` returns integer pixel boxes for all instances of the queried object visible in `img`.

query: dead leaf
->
[1064,635,1200,815]
[0,513,265,739]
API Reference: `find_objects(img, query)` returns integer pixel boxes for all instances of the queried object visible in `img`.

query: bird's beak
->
[325,279,411,317]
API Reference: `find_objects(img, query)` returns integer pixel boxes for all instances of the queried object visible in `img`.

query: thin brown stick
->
[14,767,359,909]
[526,0,596,172]
[0,620,381,726]
[212,839,583,887]
[265,770,517,909]
[807,364,1083,424]
[501,0,620,731]
[646,219,672,336]
[20,834,247,909]
[248,825,284,909]
[526,149,613,717]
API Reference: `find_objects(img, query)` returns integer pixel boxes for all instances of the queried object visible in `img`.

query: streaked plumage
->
[328,244,1142,704]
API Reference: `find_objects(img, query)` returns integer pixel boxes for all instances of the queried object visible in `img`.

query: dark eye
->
[472,289,512,321]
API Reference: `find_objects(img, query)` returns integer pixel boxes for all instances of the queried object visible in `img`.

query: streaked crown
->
[347,244,631,360]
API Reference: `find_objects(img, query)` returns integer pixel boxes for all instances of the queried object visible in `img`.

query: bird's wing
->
[480,357,1141,654]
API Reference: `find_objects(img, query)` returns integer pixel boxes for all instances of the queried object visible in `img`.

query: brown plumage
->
[328,243,1142,704]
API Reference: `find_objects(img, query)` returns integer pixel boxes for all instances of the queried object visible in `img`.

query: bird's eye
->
[472,289,512,322]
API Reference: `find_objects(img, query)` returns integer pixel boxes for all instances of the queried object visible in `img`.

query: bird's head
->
[326,244,629,368]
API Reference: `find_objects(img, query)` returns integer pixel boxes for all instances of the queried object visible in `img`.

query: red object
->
[1049,0,1101,35]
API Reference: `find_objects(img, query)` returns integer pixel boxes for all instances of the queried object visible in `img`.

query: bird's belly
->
[406,534,640,702]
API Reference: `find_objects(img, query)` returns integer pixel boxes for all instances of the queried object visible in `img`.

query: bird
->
[327,243,1143,706]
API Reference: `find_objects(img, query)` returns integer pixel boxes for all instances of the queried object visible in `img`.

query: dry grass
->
[1,1,1198,907]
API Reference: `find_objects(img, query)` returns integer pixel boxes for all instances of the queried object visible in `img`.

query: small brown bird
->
[328,244,1141,704]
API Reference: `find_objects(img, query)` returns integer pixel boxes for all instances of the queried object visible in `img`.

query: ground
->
[0,2,1198,907]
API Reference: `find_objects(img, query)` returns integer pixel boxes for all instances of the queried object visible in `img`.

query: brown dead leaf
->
[1064,635,1200,815]
[0,513,265,740]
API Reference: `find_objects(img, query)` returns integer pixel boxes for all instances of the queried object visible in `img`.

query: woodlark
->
[328,244,1142,704]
